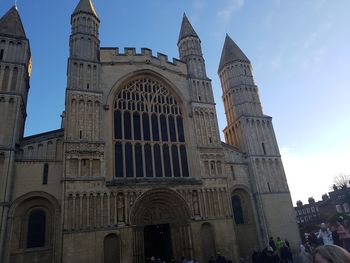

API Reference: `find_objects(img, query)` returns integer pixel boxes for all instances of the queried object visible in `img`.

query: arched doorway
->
[104,234,121,263]
[130,188,192,263]
[200,223,216,261]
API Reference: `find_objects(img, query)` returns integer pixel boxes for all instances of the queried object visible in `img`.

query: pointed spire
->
[218,34,250,72]
[73,0,98,18]
[0,6,26,38]
[178,13,199,44]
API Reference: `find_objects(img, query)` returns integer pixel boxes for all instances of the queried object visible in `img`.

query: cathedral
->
[0,1,300,262]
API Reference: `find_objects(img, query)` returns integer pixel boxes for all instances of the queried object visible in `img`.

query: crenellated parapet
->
[100,47,187,76]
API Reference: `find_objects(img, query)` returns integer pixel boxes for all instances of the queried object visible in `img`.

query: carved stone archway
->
[130,188,192,263]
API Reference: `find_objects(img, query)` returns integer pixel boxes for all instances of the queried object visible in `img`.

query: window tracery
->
[113,77,189,178]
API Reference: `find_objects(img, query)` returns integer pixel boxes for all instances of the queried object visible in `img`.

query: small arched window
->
[27,210,46,248]
[232,195,244,224]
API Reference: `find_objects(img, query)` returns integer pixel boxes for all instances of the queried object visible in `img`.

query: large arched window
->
[27,210,46,248]
[113,77,189,178]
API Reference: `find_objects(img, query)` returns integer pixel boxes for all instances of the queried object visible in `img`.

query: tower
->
[64,0,103,170]
[218,34,300,246]
[0,6,31,260]
[63,0,104,227]
[0,6,30,147]
[178,14,221,149]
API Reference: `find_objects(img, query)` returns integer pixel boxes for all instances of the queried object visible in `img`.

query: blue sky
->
[1,0,349,204]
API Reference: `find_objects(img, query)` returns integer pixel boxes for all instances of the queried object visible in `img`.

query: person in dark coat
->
[252,247,260,263]
[269,237,277,252]
[216,253,227,263]
[207,256,216,263]
[258,245,280,263]
[280,242,293,263]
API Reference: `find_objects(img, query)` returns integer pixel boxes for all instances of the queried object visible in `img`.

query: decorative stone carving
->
[192,190,200,216]
[117,193,125,223]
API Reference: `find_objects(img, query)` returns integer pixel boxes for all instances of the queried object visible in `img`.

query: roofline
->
[22,128,64,141]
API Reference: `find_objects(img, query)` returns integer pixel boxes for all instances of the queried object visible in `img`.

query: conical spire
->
[178,13,199,44]
[73,0,98,18]
[218,34,250,72]
[0,6,26,38]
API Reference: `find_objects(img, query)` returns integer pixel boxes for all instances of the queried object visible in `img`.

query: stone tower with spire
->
[178,13,221,158]
[63,0,103,178]
[218,34,300,245]
[0,6,31,260]
[62,0,105,252]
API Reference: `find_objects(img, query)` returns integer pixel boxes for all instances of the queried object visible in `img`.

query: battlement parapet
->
[100,47,187,75]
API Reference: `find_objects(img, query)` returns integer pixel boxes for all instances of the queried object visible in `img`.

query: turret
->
[219,34,262,120]
[218,35,264,147]
[177,14,207,79]
[0,6,31,147]
[65,0,101,142]
[0,6,31,261]
[177,14,220,150]
[70,0,100,62]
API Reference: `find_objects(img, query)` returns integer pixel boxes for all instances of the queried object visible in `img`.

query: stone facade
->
[0,1,300,263]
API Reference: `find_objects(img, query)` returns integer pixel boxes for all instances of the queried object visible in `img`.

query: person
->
[317,223,333,245]
[285,239,290,248]
[330,225,340,246]
[313,244,350,263]
[252,247,260,263]
[299,244,312,263]
[207,256,216,263]
[269,237,277,252]
[258,245,279,263]
[276,237,283,252]
[280,242,293,263]
[216,253,226,263]
[336,217,350,251]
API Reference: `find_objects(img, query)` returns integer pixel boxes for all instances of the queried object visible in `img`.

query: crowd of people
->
[251,237,293,263]
[145,253,234,263]
[298,216,350,263]
[145,217,350,263]
[302,216,350,254]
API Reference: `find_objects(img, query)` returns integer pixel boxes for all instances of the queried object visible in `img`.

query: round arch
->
[230,187,260,258]
[130,188,191,226]
[130,188,193,262]
[9,191,60,218]
[6,192,60,262]
[230,187,254,225]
